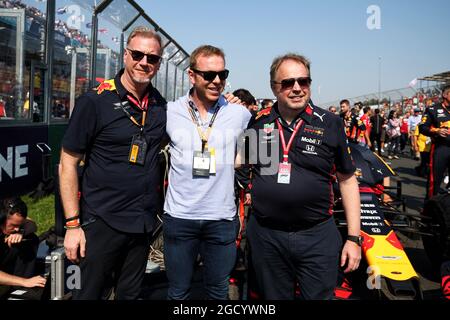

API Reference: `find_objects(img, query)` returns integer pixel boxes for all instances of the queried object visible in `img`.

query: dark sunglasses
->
[272,77,312,90]
[191,68,229,81]
[126,48,162,64]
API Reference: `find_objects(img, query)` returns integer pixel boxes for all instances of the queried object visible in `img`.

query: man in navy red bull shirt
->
[240,53,361,300]
[419,84,450,199]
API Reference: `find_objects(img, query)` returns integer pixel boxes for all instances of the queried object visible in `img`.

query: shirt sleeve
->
[241,107,252,130]
[334,116,356,175]
[62,95,98,154]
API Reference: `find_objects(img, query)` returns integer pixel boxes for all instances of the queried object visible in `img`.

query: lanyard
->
[187,100,221,152]
[276,118,304,163]
[127,94,149,112]
[116,91,149,132]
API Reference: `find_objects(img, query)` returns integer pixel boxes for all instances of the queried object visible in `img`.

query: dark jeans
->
[72,217,150,300]
[370,133,382,156]
[400,133,409,151]
[388,136,401,156]
[247,215,342,300]
[162,214,239,300]
[415,152,430,177]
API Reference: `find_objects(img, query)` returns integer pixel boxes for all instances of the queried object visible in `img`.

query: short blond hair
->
[127,26,162,54]
[270,53,311,82]
[189,45,225,69]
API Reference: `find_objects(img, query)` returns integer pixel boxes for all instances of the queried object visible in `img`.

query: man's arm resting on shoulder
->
[59,148,86,263]
[0,270,46,288]
[337,172,361,273]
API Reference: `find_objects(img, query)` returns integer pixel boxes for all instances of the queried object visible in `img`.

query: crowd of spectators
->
[330,89,445,175]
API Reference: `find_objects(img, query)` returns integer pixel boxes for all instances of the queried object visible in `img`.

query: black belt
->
[255,215,332,232]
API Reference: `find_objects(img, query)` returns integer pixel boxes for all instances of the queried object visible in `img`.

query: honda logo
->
[306,145,315,152]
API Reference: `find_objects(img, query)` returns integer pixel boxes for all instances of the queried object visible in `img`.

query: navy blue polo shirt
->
[247,102,355,226]
[62,70,167,233]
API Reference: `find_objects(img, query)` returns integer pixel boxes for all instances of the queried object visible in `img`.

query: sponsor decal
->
[113,101,130,110]
[255,107,272,120]
[300,136,322,145]
[314,111,325,122]
[361,204,383,217]
[362,222,384,226]
[375,256,402,261]
[262,134,275,141]
[306,145,315,152]
[96,79,116,94]
[302,145,318,155]
[263,123,275,134]
[304,125,324,136]
[371,228,381,233]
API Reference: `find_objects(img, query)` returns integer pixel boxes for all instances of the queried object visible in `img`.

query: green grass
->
[22,195,55,236]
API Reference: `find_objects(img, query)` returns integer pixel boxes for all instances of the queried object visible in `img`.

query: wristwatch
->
[347,235,362,246]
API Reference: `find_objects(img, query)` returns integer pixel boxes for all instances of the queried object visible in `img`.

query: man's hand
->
[4,233,23,247]
[22,275,47,288]
[437,128,449,137]
[224,92,243,105]
[64,228,86,264]
[244,193,252,205]
[340,241,361,273]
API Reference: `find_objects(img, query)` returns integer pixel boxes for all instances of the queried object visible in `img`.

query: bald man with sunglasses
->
[163,45,252,300]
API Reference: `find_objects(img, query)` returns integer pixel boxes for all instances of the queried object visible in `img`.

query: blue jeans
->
[162,214,239,300]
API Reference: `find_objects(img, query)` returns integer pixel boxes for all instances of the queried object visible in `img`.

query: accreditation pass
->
[193,150,211,177]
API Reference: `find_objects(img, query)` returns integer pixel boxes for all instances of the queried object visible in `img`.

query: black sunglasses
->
[191,68,229,81]
[272,77,312,90]
[126,48,162,64]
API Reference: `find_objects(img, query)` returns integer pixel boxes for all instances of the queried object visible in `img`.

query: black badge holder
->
[129,133,148,165]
